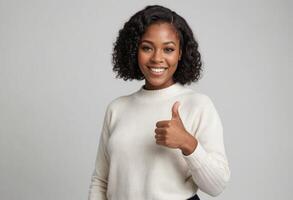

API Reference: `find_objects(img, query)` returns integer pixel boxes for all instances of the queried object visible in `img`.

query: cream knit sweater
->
[88,82,231,200]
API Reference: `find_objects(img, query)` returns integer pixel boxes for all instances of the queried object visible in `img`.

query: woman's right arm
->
[88,109,110,200]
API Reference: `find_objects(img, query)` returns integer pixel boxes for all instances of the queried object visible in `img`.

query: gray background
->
[0,0,292,199]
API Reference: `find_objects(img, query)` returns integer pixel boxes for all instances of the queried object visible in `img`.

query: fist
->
[154,101,190,149]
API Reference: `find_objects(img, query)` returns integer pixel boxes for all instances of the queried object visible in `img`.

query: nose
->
[150,50,164,63]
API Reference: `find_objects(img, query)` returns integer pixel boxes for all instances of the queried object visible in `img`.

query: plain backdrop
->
[0,0,292,199]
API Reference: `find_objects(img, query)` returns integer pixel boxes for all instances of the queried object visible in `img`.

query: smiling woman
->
[138,23,182,90]
[112,5,203,87]
[88,5,230,200]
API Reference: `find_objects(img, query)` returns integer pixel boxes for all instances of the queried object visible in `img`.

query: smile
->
[148,67,167,76]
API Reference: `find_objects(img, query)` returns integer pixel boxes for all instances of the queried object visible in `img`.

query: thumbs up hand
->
[155,101,198,155]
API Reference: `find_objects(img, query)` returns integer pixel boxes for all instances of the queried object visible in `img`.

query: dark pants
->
[187,194,200,200]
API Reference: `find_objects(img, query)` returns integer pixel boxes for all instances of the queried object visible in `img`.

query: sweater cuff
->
[182,142,208,169]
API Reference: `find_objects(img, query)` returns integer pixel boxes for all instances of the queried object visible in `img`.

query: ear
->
[179,49,182,60]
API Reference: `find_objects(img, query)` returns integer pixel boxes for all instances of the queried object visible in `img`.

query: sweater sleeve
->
[182,97,231,197]
[88,108,110,200]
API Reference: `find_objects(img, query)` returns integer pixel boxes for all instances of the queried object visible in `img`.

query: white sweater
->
[88,82,231,200]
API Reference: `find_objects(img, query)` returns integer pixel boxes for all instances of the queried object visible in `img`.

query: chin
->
[147,78,166,85]
[145,78,171,89]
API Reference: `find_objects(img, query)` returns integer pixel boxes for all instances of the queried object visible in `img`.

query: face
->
[138,22,181,90]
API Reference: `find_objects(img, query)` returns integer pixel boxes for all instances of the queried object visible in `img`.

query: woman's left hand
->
[154,101,197,155]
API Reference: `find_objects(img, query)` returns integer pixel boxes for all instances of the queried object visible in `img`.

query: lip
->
[147,66,167,77]
[147,66,167,69]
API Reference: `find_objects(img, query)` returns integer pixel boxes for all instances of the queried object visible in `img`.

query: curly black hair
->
[112,5,203,85]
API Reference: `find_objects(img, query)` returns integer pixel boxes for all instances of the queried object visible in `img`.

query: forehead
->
[141,23,179,43]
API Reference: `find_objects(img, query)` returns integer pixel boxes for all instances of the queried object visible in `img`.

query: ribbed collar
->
[133,82,185,102]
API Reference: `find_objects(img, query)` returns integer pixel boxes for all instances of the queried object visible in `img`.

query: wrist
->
[180,134,198,156]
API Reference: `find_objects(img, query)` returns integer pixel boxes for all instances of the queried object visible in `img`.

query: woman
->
[88,5,231,200]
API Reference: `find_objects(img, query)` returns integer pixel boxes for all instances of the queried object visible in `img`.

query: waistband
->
[187,193,200,200]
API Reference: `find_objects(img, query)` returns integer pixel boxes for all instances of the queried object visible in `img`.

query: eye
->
[141,46,152,52]
[164,48,175,53]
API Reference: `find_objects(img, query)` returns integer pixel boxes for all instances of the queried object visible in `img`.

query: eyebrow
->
[140,40,177,46]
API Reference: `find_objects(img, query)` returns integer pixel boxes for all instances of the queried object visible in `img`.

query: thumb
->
[171,101,181,120]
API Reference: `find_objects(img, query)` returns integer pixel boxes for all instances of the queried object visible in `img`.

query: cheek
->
[138,51,148,65]
[166,55,180,67]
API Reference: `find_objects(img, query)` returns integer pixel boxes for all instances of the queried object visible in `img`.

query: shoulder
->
[179,89,222,124]
[104,93,135,114]
[102,93,136,126]
[180,87,214,108]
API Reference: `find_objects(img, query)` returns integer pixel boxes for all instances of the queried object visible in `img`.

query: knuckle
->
[164,127,170,133]
[165,140,169,145]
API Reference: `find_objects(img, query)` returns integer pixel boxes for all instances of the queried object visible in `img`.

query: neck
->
[134,82,185,102]
[143,80,176,90]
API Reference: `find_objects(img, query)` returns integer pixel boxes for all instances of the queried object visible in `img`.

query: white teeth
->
[150,68,166,73]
